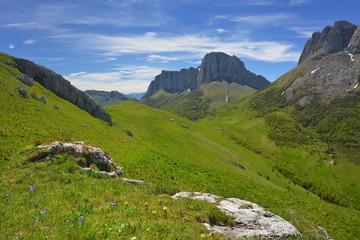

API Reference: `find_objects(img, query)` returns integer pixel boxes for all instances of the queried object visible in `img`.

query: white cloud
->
[63,65,163,93]
[290,0,310,5]
[289,27,316,38]
[23,38,36,45]
[146,55,179,62]
[215,28,226,33]
[8,43,15,49]
[217,13,293,26]
[55,32,300,62]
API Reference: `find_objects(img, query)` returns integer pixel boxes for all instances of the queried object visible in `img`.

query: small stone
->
[38,96,46,104]
[18,88,29,98]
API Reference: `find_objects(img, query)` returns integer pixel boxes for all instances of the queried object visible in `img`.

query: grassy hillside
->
[1,53,359,239]
[141,82,255,121]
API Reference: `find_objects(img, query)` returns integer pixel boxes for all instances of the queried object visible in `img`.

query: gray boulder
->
[348,25,360,53]
[18,74,35,87]
[17,87,29,98]
[38,96,46,104]
[172,192,302,239]
[13,58,112,124]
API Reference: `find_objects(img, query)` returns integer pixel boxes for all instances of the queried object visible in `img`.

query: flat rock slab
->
[172,192,301,239]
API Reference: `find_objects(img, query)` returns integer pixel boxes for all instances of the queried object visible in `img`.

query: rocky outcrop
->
[348,25,360,53]
[35,141,124,177]
[198,52,269,90]
[142,67,198,98]
[13,58,112,124]
[18,74,34,87]
[142,52,269,99]
[85,90,131,107]
[299,21,358,64]
[172,192,301,239]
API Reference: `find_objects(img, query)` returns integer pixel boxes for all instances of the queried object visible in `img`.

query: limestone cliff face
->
[142,67,199,99]
[14,58,112,124]
[142,52,269,99]
[198,52,269,90]
[282,21,360,106]
[299,21,359,64]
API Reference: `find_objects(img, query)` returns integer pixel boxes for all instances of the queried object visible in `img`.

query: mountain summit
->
[299,20,360,64]
[142,52,269,99]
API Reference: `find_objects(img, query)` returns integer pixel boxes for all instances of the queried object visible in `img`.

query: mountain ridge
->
[142,52,269,99]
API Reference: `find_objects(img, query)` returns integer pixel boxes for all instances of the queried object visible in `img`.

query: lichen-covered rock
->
[18,74,34,87]
[172,192,301,239]
[37,142,123,177]
[13,58,112,124]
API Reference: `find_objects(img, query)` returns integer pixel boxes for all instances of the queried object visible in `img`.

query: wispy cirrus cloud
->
[290,0,311,5]
[64,65,163,93]
[23,38,36,45]
[214,13,294,26]
[146,55,179,63]
[289,27,318,38]
[53,32,300,63]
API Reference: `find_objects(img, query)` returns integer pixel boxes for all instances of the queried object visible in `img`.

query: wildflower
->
[41,209,47,214]
[144,202,148,209]
[124,201,129,207]
[110,202,118,207]
[152,210,157,214]
[200,233,206,238]
[34,201,38,205]
[5,193,10,198]
[162,206,168,212]
[80,215,85,224]
[29,185,36,191]
[131,237,136,240]
[43,192,46,196]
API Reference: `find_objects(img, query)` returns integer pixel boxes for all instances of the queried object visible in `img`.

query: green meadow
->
[0,53,359,239]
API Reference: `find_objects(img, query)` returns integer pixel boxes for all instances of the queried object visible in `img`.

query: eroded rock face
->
[299,21,358,64]
[198,52,269,90]
[14,58,112,124]
[348,25,360,53]
[142,67,199,98]
[172,192,301,239]
[37,142,123,177]
[142,52,269,99]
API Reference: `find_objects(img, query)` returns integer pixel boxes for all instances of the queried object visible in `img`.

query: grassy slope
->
[0,53,359,239]
[141,82,255,121]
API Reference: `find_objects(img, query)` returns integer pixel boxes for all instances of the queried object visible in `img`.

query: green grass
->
[1,52,360,239]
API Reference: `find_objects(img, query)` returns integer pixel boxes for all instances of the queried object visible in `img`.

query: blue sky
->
[1,0,359,93]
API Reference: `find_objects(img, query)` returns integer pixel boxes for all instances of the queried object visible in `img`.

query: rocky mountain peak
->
[299,20,359,64]
[142,52,269,99]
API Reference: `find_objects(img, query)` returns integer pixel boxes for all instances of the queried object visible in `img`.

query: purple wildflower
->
[80,215,85,224]
[29,185,36,191]
[110,202,118,207]
[34,201,38,205]
[41,209,47,214]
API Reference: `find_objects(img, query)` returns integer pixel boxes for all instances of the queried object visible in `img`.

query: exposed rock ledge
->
[172,192,301,239]
[34,142,123,177]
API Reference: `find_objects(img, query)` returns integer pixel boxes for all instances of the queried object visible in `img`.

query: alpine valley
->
[0,20,359,240]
